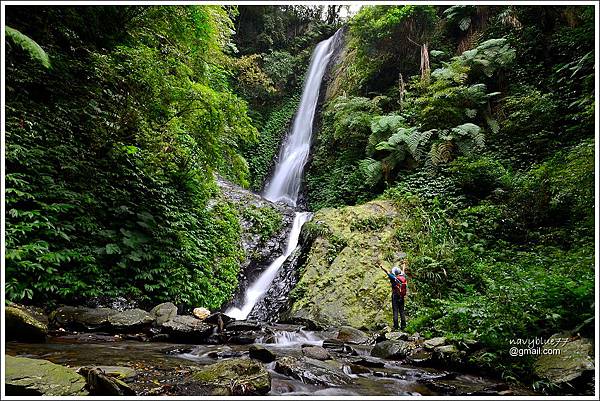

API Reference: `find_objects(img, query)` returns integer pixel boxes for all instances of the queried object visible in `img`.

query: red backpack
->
[393,274,407,296]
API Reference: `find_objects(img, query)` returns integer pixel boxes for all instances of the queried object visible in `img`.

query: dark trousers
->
[392,293,406,330]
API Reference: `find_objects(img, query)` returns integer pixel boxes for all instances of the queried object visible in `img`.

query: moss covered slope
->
[289,200,405,330]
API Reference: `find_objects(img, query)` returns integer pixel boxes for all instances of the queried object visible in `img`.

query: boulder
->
[190,358,271,395]
[371,340,413,360]
[302,346,331,361]
[348,364,371,374]
[433,344,463,365]
[424,337,447,349]
[274,356,351,386]
[348,356,385,368]
[5,305,48,342]
[322,338,345,350]
[204,312,233,332]
[336,326,369,344]
[287,200,402,330]
[5,355,88,396]
[386,331,410,342]
[249,344,276,363]
[85,365,137,380]
[150,302,177,325]
[49,306,118,330]
[161,316,215,343]
[225,320,262,332]
[533,334,594,388]
[407,347,434,365]
[108,308,154,329]
[193,307,211,321]
[77,367,136,395]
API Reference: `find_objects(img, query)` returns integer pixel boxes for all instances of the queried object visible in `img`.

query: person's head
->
[391,266,402,275]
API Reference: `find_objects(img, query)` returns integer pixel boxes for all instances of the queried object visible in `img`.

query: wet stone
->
[249,344,276,363]
[302,345,331,361]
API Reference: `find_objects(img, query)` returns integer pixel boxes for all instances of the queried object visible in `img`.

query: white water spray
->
[226,212,311,320]
[263,29,342,206]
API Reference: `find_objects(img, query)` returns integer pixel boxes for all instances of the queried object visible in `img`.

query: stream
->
[6,325,527,396]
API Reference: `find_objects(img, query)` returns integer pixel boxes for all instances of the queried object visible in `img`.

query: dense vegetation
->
[4,5,337,308]
[304,5,595,385]
[3,4,595,390]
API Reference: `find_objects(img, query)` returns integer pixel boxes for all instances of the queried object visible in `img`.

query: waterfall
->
[263,29,342,207]
[226,212,311,320]
[225,30,342,321]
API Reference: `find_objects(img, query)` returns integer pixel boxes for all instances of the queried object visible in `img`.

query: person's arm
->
[378,262,389,275]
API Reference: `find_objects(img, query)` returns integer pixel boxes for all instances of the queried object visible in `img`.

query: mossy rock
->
[5,355,88,396]
[5,305,47,342]
[533,333,594,386]
[191,358,271,395]
[289,200,402,330]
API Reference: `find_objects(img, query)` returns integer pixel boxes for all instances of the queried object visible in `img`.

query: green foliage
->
[241,205,283,241]
[492,86,560,169]
[443,5,477,32]
[4,6,255,309]
[457,38,516,77]
[243,92,301,191]
[5,26,50,68]
[304,5,594,387]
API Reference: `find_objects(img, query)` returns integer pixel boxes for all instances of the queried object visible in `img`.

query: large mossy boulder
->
[150,302,177,325]
[5,304,48,342]
[533,333,594,389]
[287,200,401,330]
[5,355,88,396]
[190,358,271,395]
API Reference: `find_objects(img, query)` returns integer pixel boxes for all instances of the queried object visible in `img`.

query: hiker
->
[379,259,408,330]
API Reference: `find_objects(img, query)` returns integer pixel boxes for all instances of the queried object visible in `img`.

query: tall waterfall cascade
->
[263,29,342,207]
[226,30,342,320]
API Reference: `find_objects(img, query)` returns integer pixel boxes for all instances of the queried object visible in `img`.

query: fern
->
[5,26,51,68]
[359,158,383,186]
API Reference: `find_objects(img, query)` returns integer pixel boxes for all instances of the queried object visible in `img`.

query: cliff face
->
[215,177,296,310]
[286,199,404,330]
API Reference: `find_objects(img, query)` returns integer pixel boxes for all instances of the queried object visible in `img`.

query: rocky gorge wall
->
[285,199,403,330]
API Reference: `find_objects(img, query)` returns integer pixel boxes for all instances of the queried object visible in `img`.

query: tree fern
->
[5,26,51,68]
[358,158,383,186]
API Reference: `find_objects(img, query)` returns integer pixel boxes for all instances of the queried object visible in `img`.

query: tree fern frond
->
[5,26,51,68]
[358,158,383,186]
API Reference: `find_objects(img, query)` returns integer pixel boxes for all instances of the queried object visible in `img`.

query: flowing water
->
[263,29,342,206]
[226,212,311,320]
[226,30,343,320]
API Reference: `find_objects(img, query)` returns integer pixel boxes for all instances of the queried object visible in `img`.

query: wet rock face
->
[215,177,296,312]
[533,333,595,390]
[188,358,271,395]
[5,355,88,396]
[248,247,304,322]
[5,304,48,342]
[286,200,401,330]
